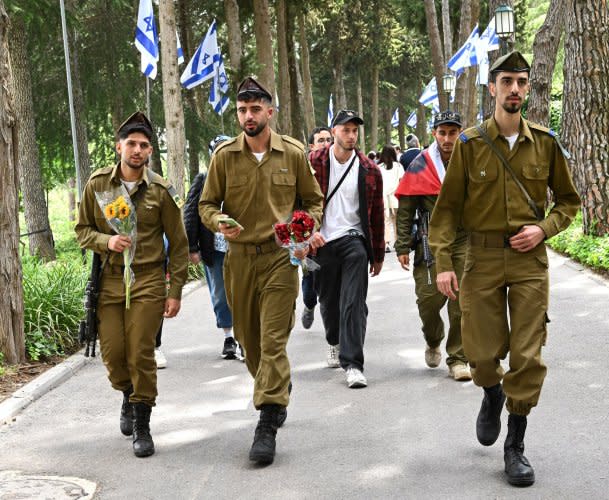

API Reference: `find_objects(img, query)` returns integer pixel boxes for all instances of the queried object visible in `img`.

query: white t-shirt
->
[505,134,519,150]
[121,180,137,192]
[253,151,265,162]
[320,147,363,243]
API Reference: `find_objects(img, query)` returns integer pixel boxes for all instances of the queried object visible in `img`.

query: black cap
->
[331,109,364,127]
[117,111,153,140]
[490,50,531,74]
[433,110,462,128]
[237,76,272,101]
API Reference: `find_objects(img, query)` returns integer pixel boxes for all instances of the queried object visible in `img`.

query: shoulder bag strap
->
[325,154,357,206]
[475,124,544,221]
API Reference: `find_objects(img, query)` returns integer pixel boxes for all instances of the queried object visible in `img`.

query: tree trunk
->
[356,72,366,152]
[275,0,291,134]
[383,102,392,146]
[527,0,564,126]
[298,12,315,136]
[453,0,473,116]
[370,63,380,151]
[424,0,448,111]
[159,0,186,197]
[334,59,347,110]
[397,80,405,150]
[68,177,76,223]
[253,0,277,129]
[442,0,453,63]
[286,8,303,141]
[0,2,25,364]
[562,0,608,235]
[9,17,56,261]
[188,137,200,183]
[416,103,428,146]
[223,0,243,89]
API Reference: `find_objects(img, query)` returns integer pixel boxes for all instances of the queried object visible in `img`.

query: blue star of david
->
[144,15,154,33]
[202,53,210,66]
[219,72,227,86]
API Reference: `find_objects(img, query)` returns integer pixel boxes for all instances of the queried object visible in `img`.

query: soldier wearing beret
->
[429,51,580,486]
[199,77,324,465]
[75,112,189,458]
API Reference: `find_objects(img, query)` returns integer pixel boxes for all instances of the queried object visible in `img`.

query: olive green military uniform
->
[395,194,467,366]
[429,117,580,416]
[75,163,189,406]
[199,130,324,409]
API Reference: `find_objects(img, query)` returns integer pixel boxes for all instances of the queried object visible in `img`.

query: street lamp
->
[442,73,456,110]
[495,5,515,55]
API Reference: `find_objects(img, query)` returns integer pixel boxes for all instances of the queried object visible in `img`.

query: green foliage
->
[22,257,88,361]
[547,212,609,271]
[0,352,5,376]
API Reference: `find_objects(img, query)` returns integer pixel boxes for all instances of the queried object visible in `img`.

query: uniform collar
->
[228,129,286,154]
[486,116,535,144]
[110,161,152,186]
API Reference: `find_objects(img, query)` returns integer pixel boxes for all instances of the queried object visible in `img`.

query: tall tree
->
[527,0,564,126]
[253,0,277,129]
[298,11,315,136]
[223,0,243,88]
[286,7,304,141]
[441,0,453,63]
[275,0,291,134]
[424,0,449,111]
[453,0,473,116]
[159,0,186,197]
[9,16,56,261]
[0,1,25,364]
[562,0,608,234]
[356,73,366,152]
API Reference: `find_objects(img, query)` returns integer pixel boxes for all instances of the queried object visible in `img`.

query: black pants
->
[315,234,369,371]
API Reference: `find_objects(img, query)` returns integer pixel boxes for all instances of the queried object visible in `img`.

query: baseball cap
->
[433,111,463,128]
[331,109,364,127]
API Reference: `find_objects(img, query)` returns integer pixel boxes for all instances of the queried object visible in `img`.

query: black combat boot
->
[120,387,133,436]
[276,381,292,428]
[249,405,280,465]
[504,414,535,486]
[476,383,506,446]
[132,403,155,458]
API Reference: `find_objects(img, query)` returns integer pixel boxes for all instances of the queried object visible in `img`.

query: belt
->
[105,262,164,274]
[468,231,513,249]
[229,240,279,255]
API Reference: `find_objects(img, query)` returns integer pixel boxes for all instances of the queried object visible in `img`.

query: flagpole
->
[59,0,81,202]
[220,113,225,135]
[146,77,151,117]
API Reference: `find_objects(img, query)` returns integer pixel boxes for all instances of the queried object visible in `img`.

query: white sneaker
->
[346,368,367,388]
[449,362,472,381]
[425,345,442,368]
[326,344,340,368]
[154,348,167,369]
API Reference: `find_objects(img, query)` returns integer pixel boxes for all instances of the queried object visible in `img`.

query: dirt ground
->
[0,358,62,404]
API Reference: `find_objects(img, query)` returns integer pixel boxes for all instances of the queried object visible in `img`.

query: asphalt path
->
[0,250,608,499]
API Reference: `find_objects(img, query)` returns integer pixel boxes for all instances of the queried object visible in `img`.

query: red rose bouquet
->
[274,210,320,271]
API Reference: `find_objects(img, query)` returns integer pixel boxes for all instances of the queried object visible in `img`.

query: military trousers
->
[97,264,166,406]
[413,241,467,366]
[224,244,298,409]
[459,240,549,416]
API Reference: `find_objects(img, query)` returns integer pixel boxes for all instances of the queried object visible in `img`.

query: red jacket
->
[309,146,385,263]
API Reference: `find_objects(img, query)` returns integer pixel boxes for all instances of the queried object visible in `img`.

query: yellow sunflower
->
[118,202,130,219]
[104,204,116,219]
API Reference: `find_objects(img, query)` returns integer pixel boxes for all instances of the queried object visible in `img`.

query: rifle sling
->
[475,124,544,221]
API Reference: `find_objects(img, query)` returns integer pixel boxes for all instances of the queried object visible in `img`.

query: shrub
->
[22,258,88,361]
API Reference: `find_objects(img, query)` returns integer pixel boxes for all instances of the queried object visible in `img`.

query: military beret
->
[117,111,153,140]
[490,50,531,74]
[237,76,272,101]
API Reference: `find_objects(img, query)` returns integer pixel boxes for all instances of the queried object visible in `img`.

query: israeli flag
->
[479,17,500,53]
[180,20,221,89]
[391,108,399,128]
[209,53,230,114]
[406,111,417,128]
[176,31,184,65]
[419,78,438,107]
[327,94,334,127]
[135,0,159,79]
[447,25,479,75]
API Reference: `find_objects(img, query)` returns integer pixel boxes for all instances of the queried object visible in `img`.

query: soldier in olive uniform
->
[395,111,471,381]
[429,52,580,486]
[75,112,189,458]
[199,77,324,465]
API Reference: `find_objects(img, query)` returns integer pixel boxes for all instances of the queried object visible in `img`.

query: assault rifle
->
[419,210,434,285]
[78,252,102,357]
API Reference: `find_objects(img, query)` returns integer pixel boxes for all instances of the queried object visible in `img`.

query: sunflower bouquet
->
[95,185,137,308]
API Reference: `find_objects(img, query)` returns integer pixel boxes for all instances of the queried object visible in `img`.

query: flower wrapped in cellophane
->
[95,185,137,308]
[274,210,320,272]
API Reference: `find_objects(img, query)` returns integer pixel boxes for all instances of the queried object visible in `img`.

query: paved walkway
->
[0,251,608,499]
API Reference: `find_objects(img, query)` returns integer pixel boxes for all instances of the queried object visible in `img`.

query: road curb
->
[0,280,203,426]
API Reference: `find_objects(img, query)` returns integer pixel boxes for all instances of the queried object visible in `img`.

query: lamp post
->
[442,73,456,111]
[495,4,515,55]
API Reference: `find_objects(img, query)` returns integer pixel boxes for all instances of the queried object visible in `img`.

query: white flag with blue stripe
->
[180,20,220,89]
[209,53,230,114]
[419,78,438,107]
[406,111,417,128]
[447,25,479,75]
[135,0,159,79]
[478,17,500,53]
[176,31,184,65]
[327,94,334,127]
[391,108,399,128]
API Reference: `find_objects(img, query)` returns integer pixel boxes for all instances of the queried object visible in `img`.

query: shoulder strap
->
[475,124,544,221]
[325,154,357,206]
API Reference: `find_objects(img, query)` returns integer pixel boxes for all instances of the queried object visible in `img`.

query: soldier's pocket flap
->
[227,175,248,187]
[464,255,476,272]
[535,254,549,269]
[271,173,296,186]
[523,164,549,180]
[469,165,497,183]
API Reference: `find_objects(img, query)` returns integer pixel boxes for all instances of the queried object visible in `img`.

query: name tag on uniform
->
[279,168,288,172]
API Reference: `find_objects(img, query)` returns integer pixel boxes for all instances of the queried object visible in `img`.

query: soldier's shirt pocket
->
[226,175,248,196]
[271,172,296,205]
[469,164,497,183]
[522,164,549,181]
[139,199,160,223]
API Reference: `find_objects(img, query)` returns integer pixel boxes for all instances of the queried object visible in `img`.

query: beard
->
[241,120,266,137]
[334,136,356,151]
[502,97,523,114]
[124,157,149,169]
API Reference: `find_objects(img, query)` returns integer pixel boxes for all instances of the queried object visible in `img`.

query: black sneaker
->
[222,337,237,359]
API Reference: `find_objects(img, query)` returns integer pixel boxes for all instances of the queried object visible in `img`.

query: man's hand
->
[163,298,181,318]
[218,213,242,240]
[370,261,383,277]
[293,245,309,260]
[309,232,326,250]
[189,252,201,264]
[397,253,410,271]
[509,225,546,253]
[108,235,132,253]
[436,271,459,300]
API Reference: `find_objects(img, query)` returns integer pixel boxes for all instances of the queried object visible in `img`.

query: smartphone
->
[218,217,244,230]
